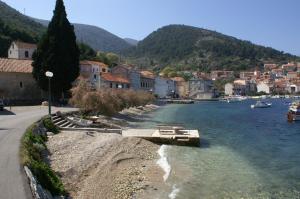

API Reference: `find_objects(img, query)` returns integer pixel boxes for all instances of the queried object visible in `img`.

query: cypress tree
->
[32,0,79,99]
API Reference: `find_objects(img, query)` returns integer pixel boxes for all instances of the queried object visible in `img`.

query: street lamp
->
[45,71,53,118]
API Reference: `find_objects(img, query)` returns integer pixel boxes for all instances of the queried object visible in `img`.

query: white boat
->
[251,101,272,108]
[226,96,247,103]
[287,102,300,121]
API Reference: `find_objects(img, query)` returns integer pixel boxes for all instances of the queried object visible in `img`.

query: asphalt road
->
[0,106,77,199]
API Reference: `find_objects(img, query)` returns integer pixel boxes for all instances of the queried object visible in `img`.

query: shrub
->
[70,79,155,116]
[20,122,65,196]
[43,117,59,134]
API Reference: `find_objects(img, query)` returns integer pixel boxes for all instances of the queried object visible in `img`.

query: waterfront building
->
[154,77,176,98]
[188,78,215,99]
[140,71,155,92]
[171,77,189,98]
[257,82,273,94]
[8,41,37,60]
[225,83,234,96]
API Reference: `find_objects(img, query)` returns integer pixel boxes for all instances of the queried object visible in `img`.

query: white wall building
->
[8,41,37,60]
[257,82,273,94]
[225,83,234,96]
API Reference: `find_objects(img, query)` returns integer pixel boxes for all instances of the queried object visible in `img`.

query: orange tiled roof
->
[101,73,130,84]
[14,41,37,49]
[0,58,32,73]
[80,60,108,68]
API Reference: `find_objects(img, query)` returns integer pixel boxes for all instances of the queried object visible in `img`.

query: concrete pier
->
[122,127,200,146]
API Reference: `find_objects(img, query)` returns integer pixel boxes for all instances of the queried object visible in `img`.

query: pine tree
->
[32,0,79,99]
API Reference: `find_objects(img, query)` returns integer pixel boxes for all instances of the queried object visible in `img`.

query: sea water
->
[139,99,300,199]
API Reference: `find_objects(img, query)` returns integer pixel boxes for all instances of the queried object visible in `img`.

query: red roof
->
[101,73,130,84]
[80,60,108,68]
[0,58,32,73]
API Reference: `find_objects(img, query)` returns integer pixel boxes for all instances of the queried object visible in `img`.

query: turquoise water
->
[139,99,300,199]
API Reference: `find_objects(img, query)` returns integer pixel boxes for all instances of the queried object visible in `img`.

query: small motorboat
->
[251,101,272,108]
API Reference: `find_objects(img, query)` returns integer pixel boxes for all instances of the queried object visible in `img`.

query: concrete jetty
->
[122,125,200,146]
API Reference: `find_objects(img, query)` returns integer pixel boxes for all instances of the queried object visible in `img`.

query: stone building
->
[140,71,155,92]
[79,60,109,90]
[100,73,130,89]
[8,41,37,60]
[188,78,215,99]
[171,77,189,98]
[154,77,176,98]
[111,65,141,90]
[0,58,42,101]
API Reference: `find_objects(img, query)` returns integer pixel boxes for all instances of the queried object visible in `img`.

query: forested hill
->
[0,0,132,56]
[34,18,133,53]
[0,1,45,57]
[125,25,299,71]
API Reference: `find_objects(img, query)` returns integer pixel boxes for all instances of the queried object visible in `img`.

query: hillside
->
[125,25,299,71]
[0,1,132,55]
[0,1,45,57]
[33,19,132,53]
[124,38,139,46]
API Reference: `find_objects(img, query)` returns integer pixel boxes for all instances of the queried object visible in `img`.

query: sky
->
[2,0,300,55]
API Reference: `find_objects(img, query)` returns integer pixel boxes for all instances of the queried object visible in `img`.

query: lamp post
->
[45,71,53,118]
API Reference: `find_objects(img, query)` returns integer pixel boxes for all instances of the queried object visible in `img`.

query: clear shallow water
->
[139,99,300,199]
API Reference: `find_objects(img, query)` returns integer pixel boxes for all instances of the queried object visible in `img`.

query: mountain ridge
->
[125,24,299,71]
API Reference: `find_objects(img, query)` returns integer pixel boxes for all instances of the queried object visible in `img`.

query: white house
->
[8,41,37,60]
[257,82,273,94]
[154,77,176,98]
[225,83,234,96]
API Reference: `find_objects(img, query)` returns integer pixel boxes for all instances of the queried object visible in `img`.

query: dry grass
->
[69,80,155,116]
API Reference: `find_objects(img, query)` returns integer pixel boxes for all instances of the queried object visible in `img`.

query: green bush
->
[43,117,59,134]
[20,122,65,196]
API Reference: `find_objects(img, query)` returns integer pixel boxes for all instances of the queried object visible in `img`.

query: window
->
[9,50,11,55]
[94,74,97,79]
[20,82,23,88]
[25,51,29,58]
[102,68,106,72]
[110,83,113,88]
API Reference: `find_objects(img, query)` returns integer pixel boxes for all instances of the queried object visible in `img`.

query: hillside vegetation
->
[125,25,299,71]
[0,0,132,56]
[34,19,132,53]
[0,1,45,57]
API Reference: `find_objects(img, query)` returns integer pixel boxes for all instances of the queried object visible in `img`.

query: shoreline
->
[46,104,171,199]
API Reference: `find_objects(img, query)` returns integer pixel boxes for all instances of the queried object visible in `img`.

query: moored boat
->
[226,96,247,103]
[251,101,272,109]
[287,101,300,121]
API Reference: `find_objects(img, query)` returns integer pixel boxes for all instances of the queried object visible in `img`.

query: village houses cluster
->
[0,41,216,102]
[223,63,300,96]
[0,41,299,103]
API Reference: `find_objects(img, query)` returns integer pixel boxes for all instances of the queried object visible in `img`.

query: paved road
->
[0,106,77,199]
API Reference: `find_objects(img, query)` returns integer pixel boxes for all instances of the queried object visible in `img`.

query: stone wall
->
[0,72,43,100]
